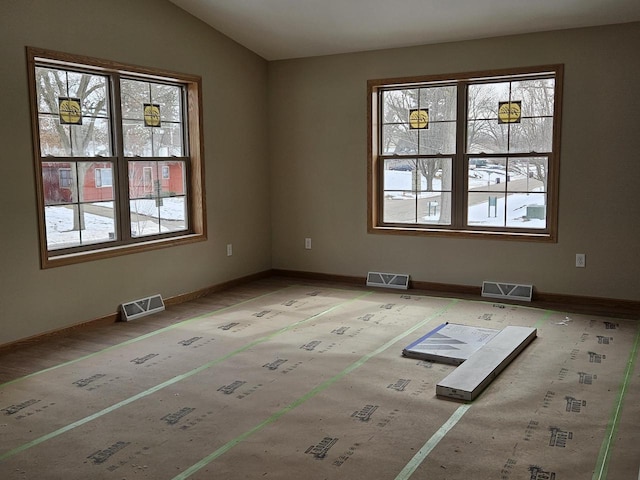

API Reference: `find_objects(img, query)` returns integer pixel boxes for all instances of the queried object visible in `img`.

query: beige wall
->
[1,2,638,347]
[268,22,640,301]
[0,0,271,345]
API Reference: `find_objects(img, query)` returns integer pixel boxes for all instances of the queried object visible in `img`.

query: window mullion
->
[110,73,131,243]
[453,81,468,229]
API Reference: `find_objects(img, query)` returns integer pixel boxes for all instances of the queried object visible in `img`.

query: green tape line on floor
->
[592,323,640,480]
[0,290,374,462]
[171,299,460,480]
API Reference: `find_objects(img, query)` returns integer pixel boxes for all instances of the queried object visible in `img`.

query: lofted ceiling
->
[168,0,640,60]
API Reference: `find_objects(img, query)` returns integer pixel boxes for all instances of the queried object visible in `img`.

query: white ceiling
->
[168,0,640,61]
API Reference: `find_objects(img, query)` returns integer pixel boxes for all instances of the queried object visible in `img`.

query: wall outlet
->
[227,244,233,256]
[304,238,312,249]
[576,253,585,268]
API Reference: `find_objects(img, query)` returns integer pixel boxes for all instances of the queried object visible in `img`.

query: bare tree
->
[36,68,109,230]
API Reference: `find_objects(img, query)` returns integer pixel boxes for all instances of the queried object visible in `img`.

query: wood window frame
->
[27,47,207,268]
[367,65,563,242]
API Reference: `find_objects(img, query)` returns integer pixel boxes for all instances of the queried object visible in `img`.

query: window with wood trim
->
[27,47,206,267]
[368,65,563,241]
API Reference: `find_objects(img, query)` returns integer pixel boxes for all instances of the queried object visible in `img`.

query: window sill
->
[368,225,556,242]
[42,232,207,269]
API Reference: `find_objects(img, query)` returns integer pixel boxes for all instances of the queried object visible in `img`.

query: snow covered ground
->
[384,168,546,227]
[45,198,186,250]
[44,167,546,250]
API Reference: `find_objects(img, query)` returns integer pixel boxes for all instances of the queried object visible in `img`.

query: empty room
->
[1,1,639,479]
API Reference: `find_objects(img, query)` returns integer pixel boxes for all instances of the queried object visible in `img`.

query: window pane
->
[418,121,456,154]
[123,119,152,156]
[467,156,548,230]
[383,86,457,155]
[507,117,554,153]
[35,68,65,113]
[383,158,452,225]
[468,157,508,191]
[129,161,156,199]
[383,89,419,123]
[467,192,506,227]
[153,123,184,157]
[416,158,451,193]
[468,78,555,154]
[129,161,187,237]
[45,205,79,249]
[160,196,187,232]
[43,160,117,249]
[36,67,111,157]
[43,162,77,205]
[468,82,510,120]
[39,116,111,157]
[122,79,184,157]
[39,116,71,156]
[506,158,548,193]
[468,191,548,229]
[121,79,149,120]
[383,192,418,223]
[78,74,110,118]
[35,68,110,118]
[506,193,547,228]
[151,83,182,122]
[382,124,418,155]
[158,160,186,196]
[70,118,111,156]
[130,198,162,237]
[417,192,451,225]
[78,162,115,202]
[466,119,509,153]
[419,85,456,121]
[79,202,117,244]
[44,202,116,250]
[511,79,555,117]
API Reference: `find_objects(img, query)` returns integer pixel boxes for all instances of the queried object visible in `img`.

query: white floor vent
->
[482,281,533,302]
[120,294,165,321]
[366,272,410,290]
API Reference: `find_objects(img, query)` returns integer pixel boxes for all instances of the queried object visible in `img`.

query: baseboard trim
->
[163,270,273,306]
[0,270,273,352]
[270,269,365,286]
[0,312,120,353]
[272,269,639,319]
[2,268,636,352]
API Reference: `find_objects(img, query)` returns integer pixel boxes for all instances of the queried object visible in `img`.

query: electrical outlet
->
[227,244,233,256]
[305,238,312,249]
[575,253,585,268]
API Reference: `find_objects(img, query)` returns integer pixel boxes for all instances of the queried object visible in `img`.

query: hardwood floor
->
[0,276,296,383]
[0,275,637,480]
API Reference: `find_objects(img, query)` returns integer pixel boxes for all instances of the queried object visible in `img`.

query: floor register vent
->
[482,281,533,302]
[366,272,410,290]
[120,294,165,321]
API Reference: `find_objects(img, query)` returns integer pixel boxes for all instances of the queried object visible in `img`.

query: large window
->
[27,48,206,267]
[368,65,563,241]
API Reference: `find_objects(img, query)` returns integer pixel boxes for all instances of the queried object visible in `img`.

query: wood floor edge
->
[2,268,637,352]
[272,269,640,318]
[0,270,273,352]
[0,312,120,354]
[163,270,273,305]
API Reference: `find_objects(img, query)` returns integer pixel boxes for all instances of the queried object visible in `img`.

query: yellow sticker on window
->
[58,97,82,125]
[498,101,521,124]
[409,109,429,129]
[144,104,161,127]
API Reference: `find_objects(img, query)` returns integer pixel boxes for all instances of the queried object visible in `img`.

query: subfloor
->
[0,276,638,479]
